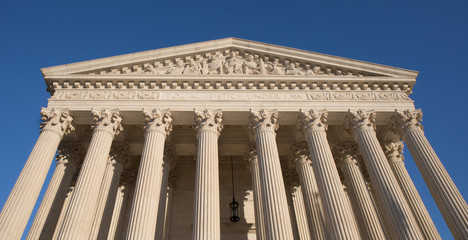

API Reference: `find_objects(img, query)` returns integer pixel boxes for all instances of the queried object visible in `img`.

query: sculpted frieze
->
[50,90,411,102]
[86,49,380,77]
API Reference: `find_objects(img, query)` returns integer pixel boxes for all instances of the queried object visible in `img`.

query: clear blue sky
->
[0,1,467,239]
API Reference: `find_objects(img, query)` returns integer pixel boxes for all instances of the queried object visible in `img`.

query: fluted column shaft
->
[290,145,328,240]
[107,185,127,240]
[336,144,386,240]
[0,108,73,240]
[57,109,122,239]
[347,110,422,239]
[299,110,360,239]
[126,109,172,239]
[192,109,222,240]
[245,147,266,240]
[393,109,468,240]
[291,186,312,240]
[383,141,441,240]
[89,148,125,239]
[52,187,74,240]
[27,145,82,240]
[250,109,294,239]
[155,148,174,240]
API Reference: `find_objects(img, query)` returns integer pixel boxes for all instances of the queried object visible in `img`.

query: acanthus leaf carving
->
[91,108,123,136]
[334,142,360,167]
[143,109,172,135]
[382,141,405,164]
[298,109,328,134]
[391,109,423,138]
[244,144,258,166]
[289,142,311,166]
[56,143,85,167]
[345,109,376,134]
[249,109,279,135]
[40,108,75,136]
[193,109,223,136]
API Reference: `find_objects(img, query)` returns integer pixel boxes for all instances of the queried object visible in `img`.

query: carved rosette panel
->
[143,109,173,135]
[193,109,223,136]
[40,108,74,136]
[391,109,424,138]
[249,109,279,135]
[345,109,377,134]
[298,109,328,135]
[382,141,405,164]
[91,109,123,136]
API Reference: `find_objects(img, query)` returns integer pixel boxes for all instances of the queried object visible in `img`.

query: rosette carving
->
[143,109,172,135]
[298,109,328,134]
[345,109,376,134]
[382,141,405,164]
[249,109,279,134]
[391,109,423,138]
[91,109,123,135]
[193,109,223,135]
[40,108,74,136]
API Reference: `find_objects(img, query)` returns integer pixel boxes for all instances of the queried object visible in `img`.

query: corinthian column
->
[244,146,266,240]
[0,108,74,240]
[126,109,172,240]
[192,109,223,240]
[383,141,441,240]
[392,109,468,239]
[90,142,129,239]
[57,109,123,239]
[155,146,174,240]
[249,109,294,239]
[335,143,386,240]
[346,109,422,239]
[298,110,359,239]
[290,143,328,239]
[27,144,84,240]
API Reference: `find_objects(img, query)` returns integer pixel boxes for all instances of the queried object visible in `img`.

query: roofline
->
[41,37,419,78]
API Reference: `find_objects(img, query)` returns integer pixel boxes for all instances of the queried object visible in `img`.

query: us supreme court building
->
[0,38,467,240]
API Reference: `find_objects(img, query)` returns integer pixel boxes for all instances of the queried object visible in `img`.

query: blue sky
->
[0,1,467,239]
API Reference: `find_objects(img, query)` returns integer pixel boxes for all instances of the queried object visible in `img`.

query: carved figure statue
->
[165,60,184,75]
[200,58,210,75]
[242,55,260,75]
[285,62,301,75]
[266,59,283,75]
[182,59,201,75]
[207,55,222,74]
[312,66,323,75]
[223,52,243,74]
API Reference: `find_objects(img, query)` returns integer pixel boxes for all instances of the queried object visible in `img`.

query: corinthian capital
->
[298,109,328,135]
[334,142,359,167]
[40,108,74,136]
[194,109,223,135]
[92,109,123,135]
[391,109,423,137]
[143,109,172,135]
[244,144,258,165]
[249,109,279,135]
[382,141,405,164]
[345,109,376,134]
[56,143,85,166]
[109,141,130,166]
[289,143,311,166]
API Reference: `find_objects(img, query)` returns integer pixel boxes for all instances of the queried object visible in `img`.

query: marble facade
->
[0,38,467,239]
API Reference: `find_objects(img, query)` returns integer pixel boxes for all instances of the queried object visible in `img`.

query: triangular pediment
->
[41,38,418,78]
